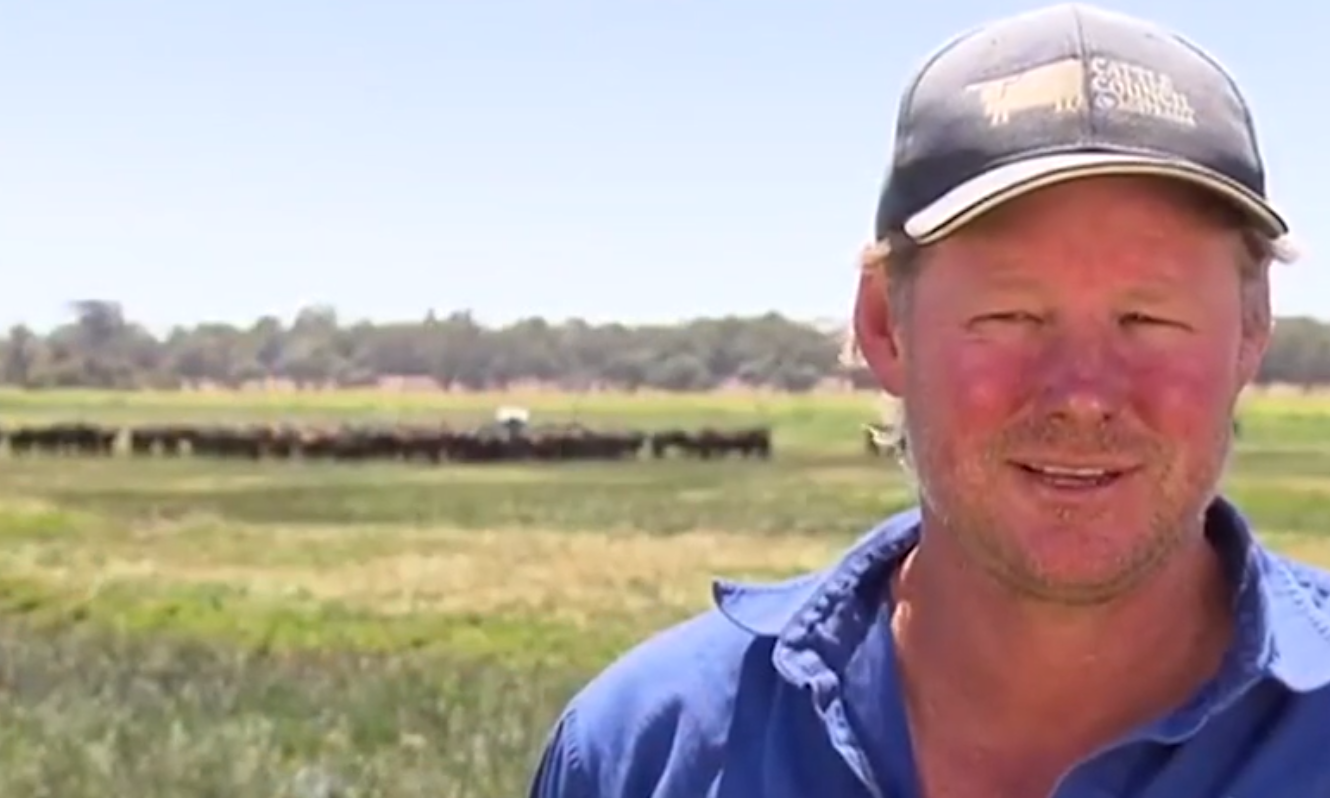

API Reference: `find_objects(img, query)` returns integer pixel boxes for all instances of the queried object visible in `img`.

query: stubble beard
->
[908,413,1234,607]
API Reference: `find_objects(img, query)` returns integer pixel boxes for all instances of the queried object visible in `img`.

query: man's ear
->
[1236,269,1273,387]
[852,245,907,397]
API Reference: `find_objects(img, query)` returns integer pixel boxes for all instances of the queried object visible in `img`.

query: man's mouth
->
[1011,461,1133,489]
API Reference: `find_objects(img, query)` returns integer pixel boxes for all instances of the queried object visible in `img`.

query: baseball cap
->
[874,3,1291,250]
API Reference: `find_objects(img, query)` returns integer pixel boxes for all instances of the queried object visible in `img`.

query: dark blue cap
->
[875,3,1288,245]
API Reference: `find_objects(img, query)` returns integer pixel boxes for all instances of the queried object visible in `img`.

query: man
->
[528,4,1330,797]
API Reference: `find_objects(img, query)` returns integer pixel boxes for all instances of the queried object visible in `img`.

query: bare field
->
[0,388,1328,796]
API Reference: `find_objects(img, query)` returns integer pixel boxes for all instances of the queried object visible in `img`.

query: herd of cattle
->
[0,421,774,464]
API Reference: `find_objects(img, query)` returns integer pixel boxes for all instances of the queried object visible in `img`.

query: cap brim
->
[902,152,1290,245]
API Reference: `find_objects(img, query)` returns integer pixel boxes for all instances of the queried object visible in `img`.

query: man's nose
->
[1033,333,1128,424]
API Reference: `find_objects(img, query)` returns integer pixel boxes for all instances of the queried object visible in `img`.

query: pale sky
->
[2,0,1323,335]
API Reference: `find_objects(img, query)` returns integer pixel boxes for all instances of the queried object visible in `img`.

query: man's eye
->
[976,311,1042,324]
[1121,312,1177,327]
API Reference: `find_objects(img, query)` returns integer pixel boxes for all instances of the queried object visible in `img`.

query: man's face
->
[863,176,1271,604]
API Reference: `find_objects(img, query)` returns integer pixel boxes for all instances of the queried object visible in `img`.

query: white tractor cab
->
[494,406,531,438]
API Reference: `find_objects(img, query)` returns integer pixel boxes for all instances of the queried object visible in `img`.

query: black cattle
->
[648,426,771,460]
[6,422,118,456]
[1,418,768,467]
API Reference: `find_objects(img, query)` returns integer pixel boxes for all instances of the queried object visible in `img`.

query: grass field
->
[1,387,1329,796]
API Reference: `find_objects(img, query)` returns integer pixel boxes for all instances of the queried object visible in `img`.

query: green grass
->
[0,387,1327,796]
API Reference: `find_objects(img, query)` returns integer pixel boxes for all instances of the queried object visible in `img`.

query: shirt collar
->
[713,496,1330,693]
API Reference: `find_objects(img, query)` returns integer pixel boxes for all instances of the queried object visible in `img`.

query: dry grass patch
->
[1,526,851,626]
[805,464,907,486]
[1232,475,1330,491]
[1260,533,1330,569]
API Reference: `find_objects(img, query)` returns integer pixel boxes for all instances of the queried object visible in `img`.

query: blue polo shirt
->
[528,497,1330,798]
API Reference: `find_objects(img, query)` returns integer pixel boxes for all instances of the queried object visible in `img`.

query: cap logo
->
[965,58,1086,125]
[1088,56,1196,127]
[964,56,1196,128]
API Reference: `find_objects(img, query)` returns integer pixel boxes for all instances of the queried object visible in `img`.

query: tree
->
[0,303,1325,392]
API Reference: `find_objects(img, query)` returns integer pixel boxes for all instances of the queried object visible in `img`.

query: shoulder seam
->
[530,703,597,798]
[562,703,596,797]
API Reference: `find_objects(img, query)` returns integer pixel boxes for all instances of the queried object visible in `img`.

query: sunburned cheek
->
[950,347,1040,415]
[1127,349,1238,433]
[915,348,1034,434]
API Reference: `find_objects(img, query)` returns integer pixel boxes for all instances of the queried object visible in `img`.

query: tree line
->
[2,300,1330,392]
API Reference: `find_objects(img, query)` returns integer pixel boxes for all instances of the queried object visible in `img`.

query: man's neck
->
[889,520,1235,759]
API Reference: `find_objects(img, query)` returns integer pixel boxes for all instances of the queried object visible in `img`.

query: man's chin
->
[974,527,1185,607]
